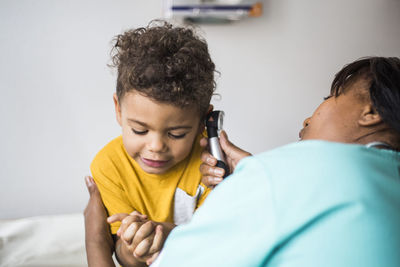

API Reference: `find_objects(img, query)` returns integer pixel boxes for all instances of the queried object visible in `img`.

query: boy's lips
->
[141,157,170,168]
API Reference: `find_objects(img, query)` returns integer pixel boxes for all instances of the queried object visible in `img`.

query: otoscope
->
[205,111,230,178]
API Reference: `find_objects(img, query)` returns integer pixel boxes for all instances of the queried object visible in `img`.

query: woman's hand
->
[200,131,251,187]
[84,176,116,267]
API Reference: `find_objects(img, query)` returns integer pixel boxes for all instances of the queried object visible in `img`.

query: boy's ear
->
[197,105,214,134]
[207,104,214,115]
[358,104,382,127]
[113,93,122,126]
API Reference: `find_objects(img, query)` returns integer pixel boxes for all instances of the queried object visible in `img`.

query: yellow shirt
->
[90,135,210,234]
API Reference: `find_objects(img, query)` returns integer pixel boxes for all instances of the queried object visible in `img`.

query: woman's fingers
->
[200,156,225,187]
[199,136,209,148]
[202,175,223,187]
[201,149,217,166]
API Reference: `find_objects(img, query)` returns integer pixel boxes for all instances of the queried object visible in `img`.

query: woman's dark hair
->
[331,56,400,134]
[110,20,216,115]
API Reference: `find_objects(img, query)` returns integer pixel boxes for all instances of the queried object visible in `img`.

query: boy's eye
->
[132,129,148,135]
[168,132,186,139]
[323,95,333,101]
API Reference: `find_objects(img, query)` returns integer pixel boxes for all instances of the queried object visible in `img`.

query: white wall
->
[1,0,399,219]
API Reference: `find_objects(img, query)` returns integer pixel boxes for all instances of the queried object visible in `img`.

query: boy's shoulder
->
[91,136,126,170]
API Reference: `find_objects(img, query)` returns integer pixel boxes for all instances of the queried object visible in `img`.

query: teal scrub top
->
[153,141,400,267]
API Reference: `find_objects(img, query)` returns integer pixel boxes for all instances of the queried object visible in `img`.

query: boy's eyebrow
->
[128,119,193,130]
[167,125,193,130]
[128,119,148,127]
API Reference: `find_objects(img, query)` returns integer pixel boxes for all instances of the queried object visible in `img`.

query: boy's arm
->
[84,176,116,267]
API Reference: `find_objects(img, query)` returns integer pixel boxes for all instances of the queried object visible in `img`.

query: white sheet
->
[0,213,86,267]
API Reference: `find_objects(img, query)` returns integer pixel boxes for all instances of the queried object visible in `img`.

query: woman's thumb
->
[219,131,235,153]
[219,130,251,163]
[85,176,100,197]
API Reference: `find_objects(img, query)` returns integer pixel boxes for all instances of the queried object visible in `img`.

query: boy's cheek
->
[123,138,141,156]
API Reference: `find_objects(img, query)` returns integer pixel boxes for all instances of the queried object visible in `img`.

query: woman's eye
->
[168,133,186,139]
[132,129,148,135]
[323,95,333,101]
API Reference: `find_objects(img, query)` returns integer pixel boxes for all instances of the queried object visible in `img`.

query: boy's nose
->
[148,136,166,152]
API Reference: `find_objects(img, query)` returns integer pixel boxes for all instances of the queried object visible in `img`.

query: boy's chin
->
[142,167,169,175]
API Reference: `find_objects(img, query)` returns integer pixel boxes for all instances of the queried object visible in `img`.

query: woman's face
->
[299,80,369,143]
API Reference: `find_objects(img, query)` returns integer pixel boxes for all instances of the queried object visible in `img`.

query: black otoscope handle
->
[206,111,230,178]
[216,160,230,178]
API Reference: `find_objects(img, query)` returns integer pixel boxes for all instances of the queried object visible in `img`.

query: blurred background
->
[0,0,399,219]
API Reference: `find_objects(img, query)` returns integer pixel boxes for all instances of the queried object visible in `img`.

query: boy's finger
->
[107,213,129,224]
[134,233,155,258]
[130,210,148,220]
[146,251,160,266]
[148,225,164,255]
[122,221,142,245]
[108,212,143,224]
[117,215,145,236]
[132,221,156,249]
[122,214,146,225]
[108,214,138,238]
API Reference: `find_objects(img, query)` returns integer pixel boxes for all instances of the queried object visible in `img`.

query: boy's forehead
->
[122,91,202,120]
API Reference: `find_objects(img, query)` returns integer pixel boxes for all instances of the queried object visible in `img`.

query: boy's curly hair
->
[110,21,216,115]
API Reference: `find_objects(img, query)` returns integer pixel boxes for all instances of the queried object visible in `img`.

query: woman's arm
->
[84,176,116,267]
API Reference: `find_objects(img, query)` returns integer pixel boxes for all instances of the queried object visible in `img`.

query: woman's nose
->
[303,117,311,128]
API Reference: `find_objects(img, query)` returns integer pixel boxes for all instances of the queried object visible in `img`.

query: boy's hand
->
[200,130,252,188]
[108,212,173,265]
[134,223,165,265]
[107,211,149,258]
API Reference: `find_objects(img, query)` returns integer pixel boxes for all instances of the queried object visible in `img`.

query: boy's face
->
[299,80,369,142]
[115,91,203,174]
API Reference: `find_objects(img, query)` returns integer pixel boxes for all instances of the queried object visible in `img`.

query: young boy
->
[88,21,216,266]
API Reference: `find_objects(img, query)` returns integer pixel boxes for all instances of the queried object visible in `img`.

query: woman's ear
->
[113,93,122,126]
[358,104,382,127]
